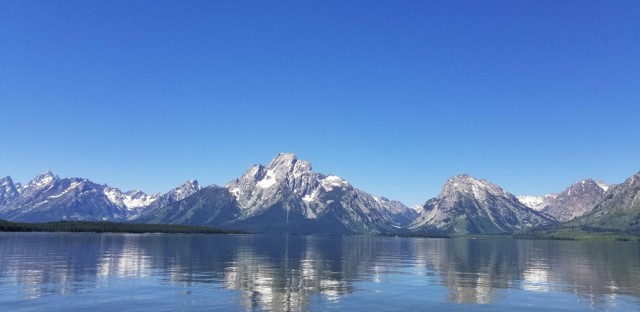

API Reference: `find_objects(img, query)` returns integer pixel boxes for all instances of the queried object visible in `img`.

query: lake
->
[0,233,638,311]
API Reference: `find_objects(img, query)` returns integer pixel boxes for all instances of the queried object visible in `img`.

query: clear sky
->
[1,0,639,205]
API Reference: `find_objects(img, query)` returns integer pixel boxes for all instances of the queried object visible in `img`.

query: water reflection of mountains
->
[0,233,638,310]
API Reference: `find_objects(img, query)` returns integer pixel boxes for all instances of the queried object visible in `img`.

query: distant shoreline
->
[2,220,638,241]
[0,220,247,235]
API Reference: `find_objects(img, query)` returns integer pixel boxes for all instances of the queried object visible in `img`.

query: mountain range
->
[1,153,638,235]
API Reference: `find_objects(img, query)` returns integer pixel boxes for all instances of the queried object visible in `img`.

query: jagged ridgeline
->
[0,173,202,222]
[1,154,639,235]
[139,153,418,233]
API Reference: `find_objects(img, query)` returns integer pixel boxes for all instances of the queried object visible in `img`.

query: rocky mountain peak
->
[233,154,317,192]
[181,180,201,189]
[441,174,508,199]
[412,174,551,235]
[124,189,148,198]
[223,153,416,232]
[266,153,313,178]
[30,171,58,188]
[575,171,640,230]
[169,180,203,200]
[228,154,322,210]
[0,176,20,204]
[567,179,606,196]
[0,176,13,185]
[35,170,55,179]
[268,152,299,167]
[521,178,609,222]
[1,176,16,191]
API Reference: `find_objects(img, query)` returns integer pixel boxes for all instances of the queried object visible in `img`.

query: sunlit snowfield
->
[0,233,638,311]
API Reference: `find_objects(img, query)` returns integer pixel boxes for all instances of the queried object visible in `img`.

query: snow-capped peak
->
[28,171,58,189]
[230,154,332,206]
[228,154,319,207]
[35,170,55,179]
[238,153,316,191]
[225,153,417,231]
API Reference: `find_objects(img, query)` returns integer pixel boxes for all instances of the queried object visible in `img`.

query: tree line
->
[0,219,247,234]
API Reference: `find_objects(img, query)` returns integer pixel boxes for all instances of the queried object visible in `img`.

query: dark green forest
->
[0,220,246,234]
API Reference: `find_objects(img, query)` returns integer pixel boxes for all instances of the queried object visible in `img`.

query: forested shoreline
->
[0,220,246,234]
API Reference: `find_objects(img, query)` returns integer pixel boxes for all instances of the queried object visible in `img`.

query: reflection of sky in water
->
[0,233,639,311]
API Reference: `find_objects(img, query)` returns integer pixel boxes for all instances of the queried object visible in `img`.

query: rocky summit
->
[219,153,417,233]
[410,174,554,235]
[572,172,640,231]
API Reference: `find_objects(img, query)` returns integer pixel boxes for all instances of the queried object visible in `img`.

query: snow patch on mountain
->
[257,169,278,189]
[28,171,57,189]
[596,181,609,192]
[321,175,348,191]
[103,187,160,210]
[48,181,84,199]
[517,195,547,211]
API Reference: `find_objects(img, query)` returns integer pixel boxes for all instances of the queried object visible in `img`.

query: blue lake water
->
[0,232,638,311]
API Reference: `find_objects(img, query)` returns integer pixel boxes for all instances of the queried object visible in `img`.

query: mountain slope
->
[0,172,129,222]
[411,175,555,235]
[540,180,607,222]
[137,186,240,227]
[518,180,607,222]
[571,172,640,232]
[129,180,203,219]
[0,172,202,222]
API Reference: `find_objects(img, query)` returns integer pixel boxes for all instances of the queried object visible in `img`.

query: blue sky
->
[1,0,639,205]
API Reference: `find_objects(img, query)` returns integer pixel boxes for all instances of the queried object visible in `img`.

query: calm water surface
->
[0,233,638,311]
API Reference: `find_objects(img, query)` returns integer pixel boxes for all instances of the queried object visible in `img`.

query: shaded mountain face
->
[137,186,240,227]
[518,180,608,222]
[0,176,21,205]
[543,180,607,222]
[572,172,640,232]
[225,153,417,233]
[0,172,201,222]
[135,180,203,219]
[410,175,554,235]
